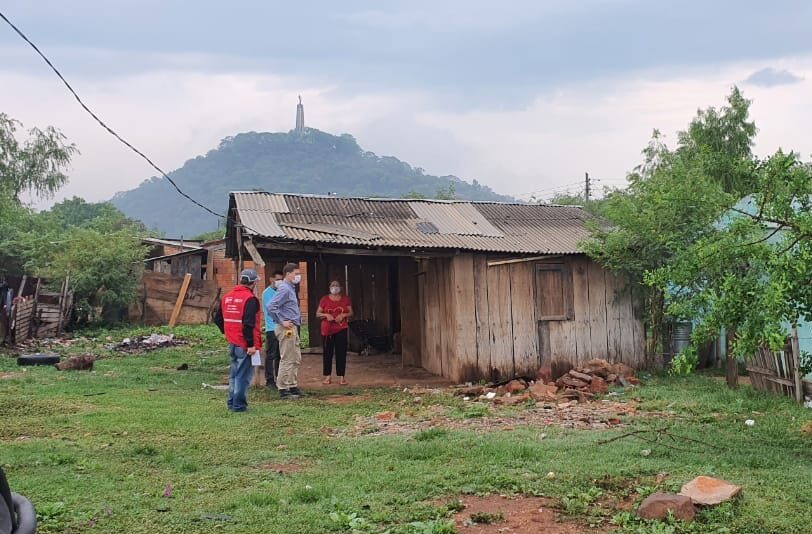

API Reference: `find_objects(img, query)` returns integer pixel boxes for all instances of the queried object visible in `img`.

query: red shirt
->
[319,295,352,337]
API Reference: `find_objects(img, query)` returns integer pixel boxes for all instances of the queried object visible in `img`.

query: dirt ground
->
[286,351,453,390]
[447,495,610,533]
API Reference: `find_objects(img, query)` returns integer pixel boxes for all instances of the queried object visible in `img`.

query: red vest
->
[221,285,262,350]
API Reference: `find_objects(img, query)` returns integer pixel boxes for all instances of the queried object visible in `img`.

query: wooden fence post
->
[169,273,192,328]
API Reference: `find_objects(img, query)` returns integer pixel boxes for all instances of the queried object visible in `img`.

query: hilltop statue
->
[295,96,305,133]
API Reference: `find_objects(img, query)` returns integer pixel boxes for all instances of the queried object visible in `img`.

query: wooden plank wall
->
[398,257,422,367]
[423,254,645,382]
[417,257,455,377]
[555,256,644,367]
[131,271,220,326]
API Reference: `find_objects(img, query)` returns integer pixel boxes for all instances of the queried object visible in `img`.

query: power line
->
[0,10,225,222]
[514,181,584,198]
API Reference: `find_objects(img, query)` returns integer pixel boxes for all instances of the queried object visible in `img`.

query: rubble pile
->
[552,359,640,401]
[454,358,640,405]
[106,333,186,353]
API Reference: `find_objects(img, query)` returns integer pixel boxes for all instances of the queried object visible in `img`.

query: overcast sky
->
[2,1,812,208]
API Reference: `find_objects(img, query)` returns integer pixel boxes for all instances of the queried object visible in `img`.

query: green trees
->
[0,113,77,201]
[585,88,812,382]
[1,114,147,325]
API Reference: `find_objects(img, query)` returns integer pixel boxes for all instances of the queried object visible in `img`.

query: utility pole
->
[584,172,591,202]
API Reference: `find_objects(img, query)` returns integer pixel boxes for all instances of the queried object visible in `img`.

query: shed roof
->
[227,192,592,255]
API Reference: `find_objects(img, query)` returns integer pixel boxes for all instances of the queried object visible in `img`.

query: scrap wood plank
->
[169,273,192,328]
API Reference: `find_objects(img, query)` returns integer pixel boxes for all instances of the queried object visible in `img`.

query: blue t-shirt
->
[262,285,278,332]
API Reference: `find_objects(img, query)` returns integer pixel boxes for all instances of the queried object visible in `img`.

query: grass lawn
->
[1,325,811,533]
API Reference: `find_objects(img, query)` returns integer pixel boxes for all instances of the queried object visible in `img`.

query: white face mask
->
[330,286,341,295]
[293,274,302,285]
[274,280,284,289]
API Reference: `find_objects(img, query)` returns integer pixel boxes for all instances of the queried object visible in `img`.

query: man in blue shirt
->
[268,262,303,399]
[261,270,284,391]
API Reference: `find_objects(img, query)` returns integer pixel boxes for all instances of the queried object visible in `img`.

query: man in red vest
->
[214,269,262,412]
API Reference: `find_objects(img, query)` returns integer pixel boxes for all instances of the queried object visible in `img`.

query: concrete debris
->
[679,476,741,506]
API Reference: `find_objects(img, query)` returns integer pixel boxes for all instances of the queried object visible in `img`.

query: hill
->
[110,128,513,236]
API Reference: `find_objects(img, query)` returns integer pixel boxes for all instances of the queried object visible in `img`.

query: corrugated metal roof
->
[230,192,591,254]
[233,192,287,237]
[233,192,289,212]
[284,195,415,218]
[450,202,504,237]
[409,201,503,237]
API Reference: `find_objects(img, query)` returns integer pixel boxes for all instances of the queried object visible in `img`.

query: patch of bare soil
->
[330,398,668,438]
[450,495,610,533]
[257,462,304,474]
[0,371,23,380]
[325,394,372,405]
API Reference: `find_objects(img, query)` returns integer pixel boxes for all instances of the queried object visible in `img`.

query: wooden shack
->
[226,192,645,383]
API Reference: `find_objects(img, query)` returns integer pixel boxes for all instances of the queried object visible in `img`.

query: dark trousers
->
[323,329,348,376]
[265,331,280,386]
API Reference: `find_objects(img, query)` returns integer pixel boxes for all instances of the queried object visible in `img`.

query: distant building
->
[295,95,305,133]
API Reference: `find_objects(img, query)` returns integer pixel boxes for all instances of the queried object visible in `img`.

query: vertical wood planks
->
[451,254,478,382]
[510,262,539,377]
[472,255,492,379]
[604,271,624,363]
[630,285,646,366]
[423,259,444,376]
[487,263,514,380]
[571,257,592,365]
[586,261,609,360]
[439,258,455,379]
[398,257,422,367]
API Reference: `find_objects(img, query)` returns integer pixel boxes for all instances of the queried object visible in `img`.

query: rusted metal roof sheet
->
[229,192,591,254]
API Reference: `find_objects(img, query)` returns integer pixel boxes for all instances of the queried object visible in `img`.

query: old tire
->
[16,353,60,366]
[11,493,36,534]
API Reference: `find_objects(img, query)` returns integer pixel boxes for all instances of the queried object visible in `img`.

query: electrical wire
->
[514,181,585,198]
[0,10,226,223]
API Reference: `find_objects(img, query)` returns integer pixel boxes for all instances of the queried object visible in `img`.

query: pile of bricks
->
[454,358,639,405]
[549,358,639,402]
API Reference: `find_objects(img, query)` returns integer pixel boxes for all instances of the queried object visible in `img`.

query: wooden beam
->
[487,255,562,267]
[169,273,192,327]
[244,239,266,267]
[791,323,803,403]
[253,241,456,258]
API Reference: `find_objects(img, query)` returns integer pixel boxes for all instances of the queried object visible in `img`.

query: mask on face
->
[293,274,302,285]
[330,286,341,295]
[275,280,284,289]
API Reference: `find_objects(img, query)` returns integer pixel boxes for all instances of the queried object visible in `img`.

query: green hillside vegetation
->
[111,128,512,236]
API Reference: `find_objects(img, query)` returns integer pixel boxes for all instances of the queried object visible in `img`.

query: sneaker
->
[279,388,300,400]
[290,387,305,397]
[265,383,278,392]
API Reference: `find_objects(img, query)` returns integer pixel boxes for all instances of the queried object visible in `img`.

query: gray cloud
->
[743,67,804,87]
[2,1,812,109]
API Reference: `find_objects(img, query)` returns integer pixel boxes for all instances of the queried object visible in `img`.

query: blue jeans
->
[227,344,254,412]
